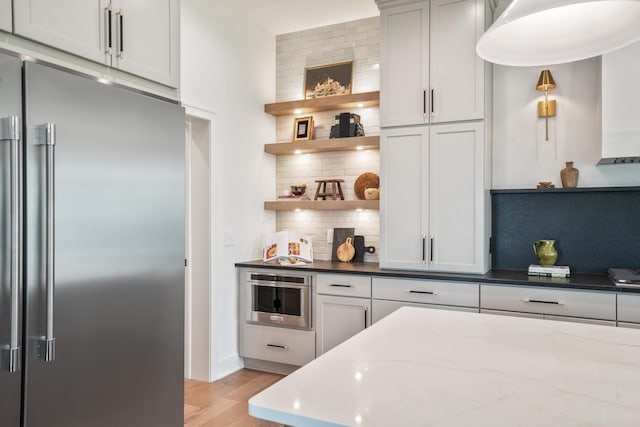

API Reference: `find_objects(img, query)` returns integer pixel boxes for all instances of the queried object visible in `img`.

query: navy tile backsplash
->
[491,187,640,273]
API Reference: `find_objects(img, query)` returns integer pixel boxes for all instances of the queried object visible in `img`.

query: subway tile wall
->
[272,17,381,261]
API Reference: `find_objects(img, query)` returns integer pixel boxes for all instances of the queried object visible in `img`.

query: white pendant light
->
[476,0,640,66]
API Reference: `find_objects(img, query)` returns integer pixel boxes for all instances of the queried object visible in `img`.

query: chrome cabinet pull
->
[1,116,22,373]
[265,343,289,350]
[330,283,353,288]
[523,298,564,305]
[430,87,435,117]
[422,235,426,263]
[429,236,434,262]
[35,123,56,362]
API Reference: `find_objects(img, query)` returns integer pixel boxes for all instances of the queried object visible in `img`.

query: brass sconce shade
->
[536,69,557,141]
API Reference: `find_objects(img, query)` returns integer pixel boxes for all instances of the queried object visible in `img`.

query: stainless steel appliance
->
[246,272,312,329]
[0,50,185,427]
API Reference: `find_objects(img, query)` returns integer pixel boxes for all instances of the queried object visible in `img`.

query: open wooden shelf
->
[264,200,379,211]
[264,91,380,116]
[264,135,380,155]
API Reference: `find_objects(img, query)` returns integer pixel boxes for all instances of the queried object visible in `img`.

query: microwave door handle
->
[35,123,56,362]
[1,116,22,372]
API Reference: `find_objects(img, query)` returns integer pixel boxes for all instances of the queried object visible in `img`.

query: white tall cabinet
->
[13,0,179,87]
[0,0,11,32]
[376,0,490,273]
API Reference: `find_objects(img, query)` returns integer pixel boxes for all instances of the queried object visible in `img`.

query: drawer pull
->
[408,290,438,295]
[523,298,564,305]
[330,284,353,288]
[265,343,289,350]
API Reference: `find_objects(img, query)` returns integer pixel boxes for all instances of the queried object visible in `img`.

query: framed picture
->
[304,61,353,99]
[293,116,314,141]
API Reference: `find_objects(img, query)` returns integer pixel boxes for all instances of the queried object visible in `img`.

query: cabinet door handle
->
[422,235,426,263]
[364,306,368,328]
[265,343,289,350]
[330,284,353,288]
[523,298,564,305]
[104,4,112,54]
[408,290,438,295]
[116,9,124,59]
[429,236,434,262]
[430,88,435,116]
[423,90,427,115]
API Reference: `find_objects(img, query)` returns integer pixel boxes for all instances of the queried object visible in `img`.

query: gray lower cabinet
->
[617,293,640,328]
[480,284,616,324]
[371,277,480,323]
[315,273,372,357]
[242,323,316,366]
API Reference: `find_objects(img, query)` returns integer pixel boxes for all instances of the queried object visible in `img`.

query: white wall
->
[181,0,276,379]
[491,1,640,188]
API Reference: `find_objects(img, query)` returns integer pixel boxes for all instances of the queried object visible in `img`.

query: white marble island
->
[249,307,640,427]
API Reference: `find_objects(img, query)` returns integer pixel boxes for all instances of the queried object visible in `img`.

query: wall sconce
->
[536,70,556,141]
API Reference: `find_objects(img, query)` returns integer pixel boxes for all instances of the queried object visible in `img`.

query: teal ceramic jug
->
[533,240,558,266]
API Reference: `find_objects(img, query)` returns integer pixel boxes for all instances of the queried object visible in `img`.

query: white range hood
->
[599,40,640,165]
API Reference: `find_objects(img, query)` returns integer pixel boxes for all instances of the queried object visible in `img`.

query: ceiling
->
[219,0,380,35]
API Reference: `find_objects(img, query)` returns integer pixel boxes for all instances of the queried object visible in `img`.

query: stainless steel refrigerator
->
[1,50,185,426]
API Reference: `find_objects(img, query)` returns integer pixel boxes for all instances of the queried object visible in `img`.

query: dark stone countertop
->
[235,259,640,294]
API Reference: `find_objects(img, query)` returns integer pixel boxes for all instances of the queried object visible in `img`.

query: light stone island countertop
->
[249,307,640,427]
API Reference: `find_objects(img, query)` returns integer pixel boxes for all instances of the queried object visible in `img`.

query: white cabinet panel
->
[113,0,179,87]
[429,122,486,272]
[380,123,487,273]
[379,0,484,126]
[480,285,616,321]
[14,0,108,64]
[13,0,179,87]
[372,298,476,324]
[617,293,640,324]
[316,295,370,356]
[242,323,315,367]
[380,126,429,270]
[379,1,429,127]
[0,0,11,32]
[372,277,479,307]
[429,0,484,123]
[316,273,371,298]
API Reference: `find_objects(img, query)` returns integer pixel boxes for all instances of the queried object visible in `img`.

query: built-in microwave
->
[246,272,312,330]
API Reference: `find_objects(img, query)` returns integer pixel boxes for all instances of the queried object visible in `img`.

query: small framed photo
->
[293,116,314,141]
[304,61,353,99]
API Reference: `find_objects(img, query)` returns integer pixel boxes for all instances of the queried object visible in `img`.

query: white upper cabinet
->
[13,0,179,87]
[378,0,484,126]
[430,0,484,123]
[0,0,12,32]
[379,1,429,127]
[112,0,180,88]
[13,0,108,64]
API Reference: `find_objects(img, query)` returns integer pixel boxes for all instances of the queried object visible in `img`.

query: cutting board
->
[331,228,354,262]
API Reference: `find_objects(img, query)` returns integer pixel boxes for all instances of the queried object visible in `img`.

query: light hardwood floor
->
[184,369,284,427]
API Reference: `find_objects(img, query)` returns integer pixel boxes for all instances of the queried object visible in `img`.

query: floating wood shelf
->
[264,135,380,155]
[264,200,379,211]
[264,91,380,116]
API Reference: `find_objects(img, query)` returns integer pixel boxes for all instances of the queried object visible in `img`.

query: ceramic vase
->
[533,240,558,267]
[560,161,579,188]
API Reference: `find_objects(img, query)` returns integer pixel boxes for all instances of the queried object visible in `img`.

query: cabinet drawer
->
[242,323,315,366]
[372,277,479,308]
[617,294,640,324]
[316,273,371,298]
[480,285,616,321]
[373,299,477,324]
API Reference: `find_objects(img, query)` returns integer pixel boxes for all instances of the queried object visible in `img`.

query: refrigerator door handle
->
[35,123,56,363]
[0,116,22,373]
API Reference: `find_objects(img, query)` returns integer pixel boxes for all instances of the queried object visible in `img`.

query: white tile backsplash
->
[274,17,381,260]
